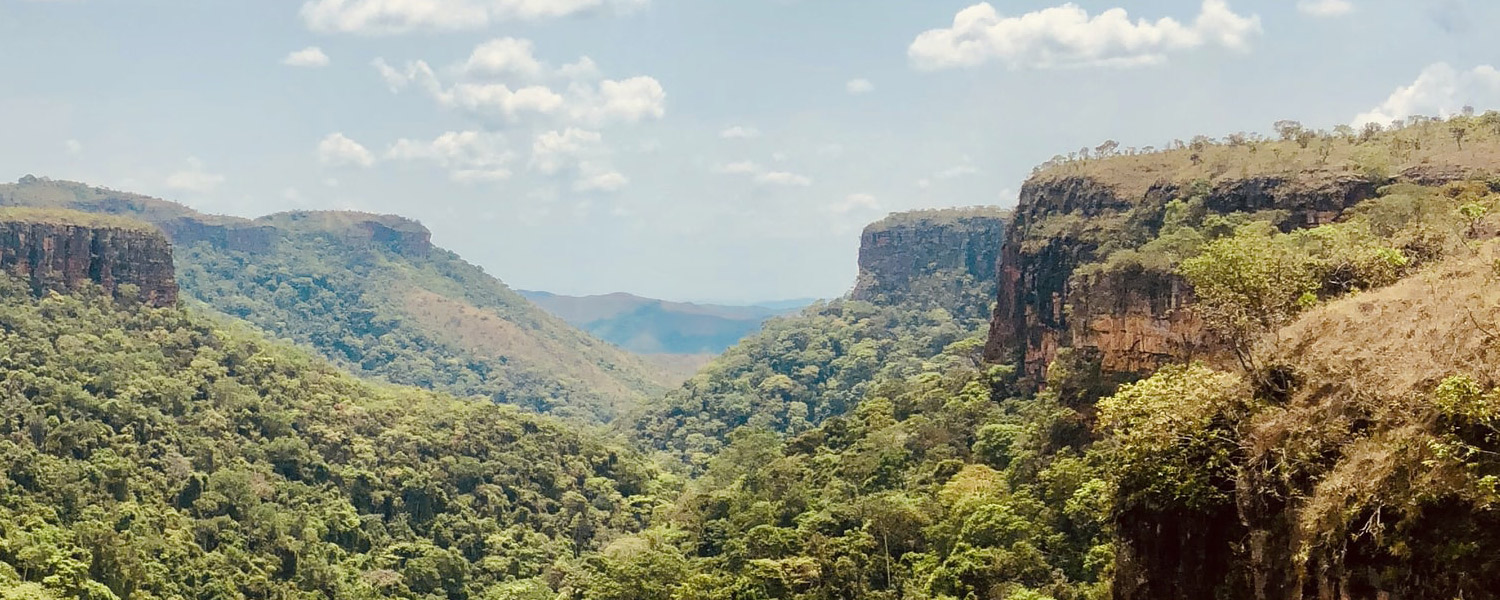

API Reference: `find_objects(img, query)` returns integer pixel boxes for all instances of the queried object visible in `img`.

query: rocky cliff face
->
[258,211,433,257]
[985,172,1382,378]
[0,217,177,306]
[852,208,1007,318]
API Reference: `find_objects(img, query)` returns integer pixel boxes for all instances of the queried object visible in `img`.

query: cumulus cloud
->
[373,41,665,126]
[462,37,543,77]
[1296,0,1353,17]
[754,171,813,187]
[529,128,604,174]
[63,139,82,155]
[318,132,376,168]
[714,161,762,175]
[574,166,628,192]
[567,76,667,125]
[908,0,1261,70]
[165,158,226,193]
[1353,63,1500,126]
[299,0,648,34]
[846,78,874,94]
[713,160,812,186]
[720,125,761,139]
[283,46,331,67]
[388,130,514,182]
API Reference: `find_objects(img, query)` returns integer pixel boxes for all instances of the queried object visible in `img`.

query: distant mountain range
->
[519,290,814,356]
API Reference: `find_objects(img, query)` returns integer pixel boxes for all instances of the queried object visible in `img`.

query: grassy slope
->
[0,178,670,422]
[1035,114,1500,197]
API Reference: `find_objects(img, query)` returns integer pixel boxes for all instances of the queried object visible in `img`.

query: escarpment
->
[852,207,1007,320]
[985,171,1458,379]
[0,209,177,306]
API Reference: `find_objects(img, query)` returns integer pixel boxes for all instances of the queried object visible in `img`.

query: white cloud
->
[714,160,762,175]
[567,76,667,125]
[318,132,376,168]
[720,125,761,139]
[63,139,82,155]
[529,128,604,174]
[1297,0,1353,18]
[449,82,567,120]
[463,37,543,77]
[557,57,601,80]
[165,158,226,193]
[283,46,331,67]
[388,130,514,182]
[1353,63,1500,126]
[282,187,303,202]
[831,193,879,214]
[299,0,647,34]
[713,160,811,186]
[846,78,874,94]
[574,166,628,192]
[908,0,1261,70]
[374,44,665,126]
[755,171,813,187]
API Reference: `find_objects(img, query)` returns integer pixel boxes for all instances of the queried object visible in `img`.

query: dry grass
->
[1037,116,1500,199]
[1267,242,1500,403]
[865,206,1010,233]
[399,286,663,400]
[0,206,160,233]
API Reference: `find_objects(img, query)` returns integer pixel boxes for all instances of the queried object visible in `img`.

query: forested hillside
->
[0,179,669,422]
[576,115,1500,600]
[0,274,660,599]
[6,113,1500,600]
[629,208,1008,468]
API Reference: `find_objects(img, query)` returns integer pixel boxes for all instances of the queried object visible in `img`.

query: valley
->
[5,113,1500,600]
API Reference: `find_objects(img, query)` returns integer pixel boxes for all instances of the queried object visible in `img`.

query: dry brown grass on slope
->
[1266,242,1500,403]
[399,286,676,398]
[1036,116,1500,199]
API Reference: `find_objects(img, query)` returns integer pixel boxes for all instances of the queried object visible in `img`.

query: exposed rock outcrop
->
[853,207,1007,319]
[258,211,433,257]
[985,172,1388,379]
[0,213,177,306]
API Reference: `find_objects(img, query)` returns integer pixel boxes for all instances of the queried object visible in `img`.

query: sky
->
[2,0,1498,302]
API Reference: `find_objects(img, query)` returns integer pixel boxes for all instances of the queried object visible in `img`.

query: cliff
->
[986,172,1384,377]
[853,207,1008,319]
[0,208,177,306]
[983,132,1500,380]
[0,176,669,423]
[257,210,433,257]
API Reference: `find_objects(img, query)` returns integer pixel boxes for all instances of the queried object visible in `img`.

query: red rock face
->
[0,221,177,307]
[984,173,1385,380]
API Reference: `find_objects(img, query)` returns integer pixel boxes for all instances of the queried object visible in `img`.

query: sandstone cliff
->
[852,207,1007,320]
[0,208,177,306]
[984,171,1459,379]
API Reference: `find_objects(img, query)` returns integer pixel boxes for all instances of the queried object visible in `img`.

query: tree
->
[1273,120,1305,142]
[1452,122,1470,150]
[1179,222,1317,372]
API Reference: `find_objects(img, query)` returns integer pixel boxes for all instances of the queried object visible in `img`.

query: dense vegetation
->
[0,178,671,423]
[174,233,665,423]
[630,267,997,468]
[9,113,1500,599]
[578,338,1114,600]
[0,277,659,599]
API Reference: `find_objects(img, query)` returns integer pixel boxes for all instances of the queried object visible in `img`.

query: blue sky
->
[2,0,1498,302]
